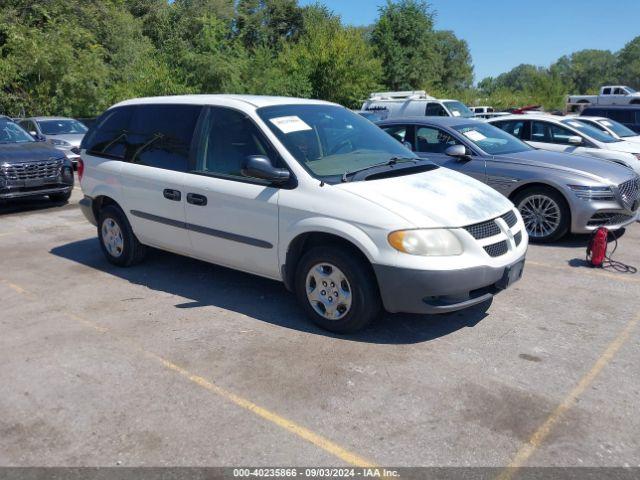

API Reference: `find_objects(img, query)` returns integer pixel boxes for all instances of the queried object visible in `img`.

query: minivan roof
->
[112,94,337,110]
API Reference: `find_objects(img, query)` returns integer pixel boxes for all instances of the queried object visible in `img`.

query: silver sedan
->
[377,117,640,242]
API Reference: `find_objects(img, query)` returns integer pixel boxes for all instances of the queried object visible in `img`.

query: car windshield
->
[443,101,474,118]
[626,87,637,94]
[257,104,420,182]
[39,119,88,135]
[561,119,621,143]
[0,119,35,144]
[452,122,531,155]
[597,118,637,138]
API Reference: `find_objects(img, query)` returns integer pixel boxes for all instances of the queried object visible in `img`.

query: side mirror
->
[33,133,46,142]
[568,135,583,145]
[241,155,290,184]
[445,144,469,159]
[403,141,413,151]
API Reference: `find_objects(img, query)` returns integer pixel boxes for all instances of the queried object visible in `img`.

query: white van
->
[79,95,528,333]
[361,91,475,120]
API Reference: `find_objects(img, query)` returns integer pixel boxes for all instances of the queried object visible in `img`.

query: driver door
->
[413,125,486,182]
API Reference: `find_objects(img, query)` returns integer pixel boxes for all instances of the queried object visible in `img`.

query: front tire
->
[514,186,570,242]
[295,246,381,333]
[98,205,146,266]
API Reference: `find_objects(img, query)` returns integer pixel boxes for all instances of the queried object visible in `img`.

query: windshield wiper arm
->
[341,156,418,182]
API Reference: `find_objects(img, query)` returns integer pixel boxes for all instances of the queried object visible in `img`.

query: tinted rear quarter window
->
[82,107,133,159]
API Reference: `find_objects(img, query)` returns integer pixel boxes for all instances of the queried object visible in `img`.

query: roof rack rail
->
[368,90,435,101]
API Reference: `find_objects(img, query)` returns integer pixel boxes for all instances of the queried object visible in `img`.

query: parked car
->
[0,116,74,202]
[361,91,474,120]
[489,114,640,174]
[79,95,528,333]
[580,105,640,134]
[353,110,383,122]
[378,117,640,242]
[573,116,640,144]
[470,106,510,119]
[567,86,640,113]
[18,116,88,166]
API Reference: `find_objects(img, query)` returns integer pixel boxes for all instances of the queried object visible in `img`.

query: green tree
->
[236,0,304,50]
[432,30,473,91]
[371,0,441,90]
[617,36,640,90]
[550,49,616,94]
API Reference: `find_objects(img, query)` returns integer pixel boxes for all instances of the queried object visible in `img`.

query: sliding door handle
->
[163,189,181,201]
[187,193,207,206]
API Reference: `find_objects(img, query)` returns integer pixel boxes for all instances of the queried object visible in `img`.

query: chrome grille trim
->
[0,159,63,181]
[618,177,640,211]
[484,240,508,257]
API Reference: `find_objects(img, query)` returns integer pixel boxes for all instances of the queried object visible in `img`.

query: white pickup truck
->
[567,86,640,112]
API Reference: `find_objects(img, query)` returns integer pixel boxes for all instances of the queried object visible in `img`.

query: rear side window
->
[127,104,202,172]
[608,109,634,124]
[425,103,447,116]
[496,120,526,139]
[602,88,611,95]
[82,107,133,159]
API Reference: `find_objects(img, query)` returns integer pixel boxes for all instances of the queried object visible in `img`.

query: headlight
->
[388,229,463,256]
[49,138,71,146]
[568,185,615,201]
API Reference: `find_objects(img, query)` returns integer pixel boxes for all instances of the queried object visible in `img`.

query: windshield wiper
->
[341,156,418,182]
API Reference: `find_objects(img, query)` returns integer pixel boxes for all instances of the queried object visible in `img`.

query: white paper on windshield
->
[463,130,487,142]
[269,116,312,134]
[568,121,584,128]
[451,111,461,117]
[601,120,613,127]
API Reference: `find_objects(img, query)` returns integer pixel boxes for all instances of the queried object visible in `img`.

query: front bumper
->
[570,201,639,233]
[0,184,72,200]
[373,252,526,314]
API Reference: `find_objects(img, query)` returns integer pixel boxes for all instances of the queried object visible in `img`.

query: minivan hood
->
[505,150,636,184]
[0,142,66,164]
[336,167,513,228]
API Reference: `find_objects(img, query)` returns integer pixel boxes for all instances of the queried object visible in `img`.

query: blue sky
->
[299,0,640,83]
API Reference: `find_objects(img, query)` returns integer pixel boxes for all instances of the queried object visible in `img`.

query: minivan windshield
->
[0,119,35,144]
[443,101,474,118]
[561,119,621,143]
[452,122,531,155]
[257,104,422,181]
[39,119,88,135]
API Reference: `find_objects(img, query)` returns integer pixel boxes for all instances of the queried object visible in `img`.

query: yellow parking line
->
[527,260,640,284]
[496,313,639,480]
[1,279,376,468]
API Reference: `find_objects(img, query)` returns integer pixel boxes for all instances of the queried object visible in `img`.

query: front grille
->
[587,212,634,226]
[1,159,63,181]
[484,240,508,257]
[514,231,522,246]
[618,177,640,210]
[464,219,500,239]
[501,210,517,228]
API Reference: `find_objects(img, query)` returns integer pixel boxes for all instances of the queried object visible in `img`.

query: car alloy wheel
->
[305,263,353,320]
[518,194,561,239]
[101,218,124,258]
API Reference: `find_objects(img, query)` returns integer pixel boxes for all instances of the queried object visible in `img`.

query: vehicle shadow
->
[0,196,73,216]
[50,238,491,345]
[534,228,627,249]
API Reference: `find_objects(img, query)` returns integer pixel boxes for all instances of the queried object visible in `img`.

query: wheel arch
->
[281,224,380,292]
[92,195,122,222]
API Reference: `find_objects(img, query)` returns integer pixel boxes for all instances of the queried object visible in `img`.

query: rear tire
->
[295,245,381,333]
[49,191,72,203]
[513,186,570,242]
[97,205,146,266]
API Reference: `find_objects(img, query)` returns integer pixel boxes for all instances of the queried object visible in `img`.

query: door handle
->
[163,189,181,201]
[187,193,207,206]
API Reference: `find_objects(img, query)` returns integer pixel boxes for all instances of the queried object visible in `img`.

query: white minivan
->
[79,95,528,333]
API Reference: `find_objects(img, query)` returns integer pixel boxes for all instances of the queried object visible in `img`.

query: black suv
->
[0,116,74,202]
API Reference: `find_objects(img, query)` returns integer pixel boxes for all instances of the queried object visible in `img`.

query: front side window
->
[443,101,474,118]
[38,119,88,135]
[257,104,416,182]
[382,125,408,144]
[19,120,37,134]
[0,119,35,144]
[193,107,279,179]
[561,119,620,143]
[614,88,625,95]
[415,126,460,153]
[452,123,531,155]
[496,120,526,139]
[425,103,447,116]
